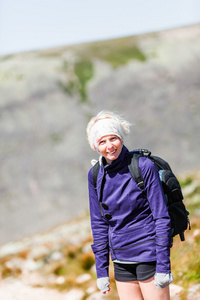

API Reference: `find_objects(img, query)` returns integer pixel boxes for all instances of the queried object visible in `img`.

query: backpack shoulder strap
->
[127,152,145,191]
[92,161,100,190]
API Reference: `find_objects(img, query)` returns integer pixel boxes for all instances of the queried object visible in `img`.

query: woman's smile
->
[108,149,116,154]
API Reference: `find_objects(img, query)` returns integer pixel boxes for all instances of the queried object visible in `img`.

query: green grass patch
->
[185,193,200,215]
[179,177,193,188]
[87,37,147,68]
[171,216,200,288]
[74,59,94,102]
[58,58,94,103]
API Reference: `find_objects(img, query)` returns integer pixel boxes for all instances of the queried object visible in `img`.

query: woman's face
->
[98,135,123,164]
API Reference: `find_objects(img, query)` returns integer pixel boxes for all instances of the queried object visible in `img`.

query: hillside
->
[0,24,200,244]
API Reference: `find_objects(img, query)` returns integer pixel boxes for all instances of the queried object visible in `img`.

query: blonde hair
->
[86,110,131,150]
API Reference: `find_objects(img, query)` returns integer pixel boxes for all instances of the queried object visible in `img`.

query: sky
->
[0,0,200,56]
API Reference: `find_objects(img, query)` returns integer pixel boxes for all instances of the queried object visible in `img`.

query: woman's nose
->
[106,141,114,149]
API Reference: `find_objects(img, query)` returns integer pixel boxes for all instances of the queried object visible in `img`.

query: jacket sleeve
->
[88,168,110,278]
[140,158,171,273]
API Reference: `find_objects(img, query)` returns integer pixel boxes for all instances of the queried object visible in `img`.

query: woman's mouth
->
[108,150,116,155]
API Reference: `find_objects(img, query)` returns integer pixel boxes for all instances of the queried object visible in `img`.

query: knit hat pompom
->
[86,111,131,151]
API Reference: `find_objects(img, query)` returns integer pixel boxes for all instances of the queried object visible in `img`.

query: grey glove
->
[97,277,110,293]
[154,273,173,289]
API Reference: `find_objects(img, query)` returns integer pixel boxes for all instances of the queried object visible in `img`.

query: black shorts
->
[114,261,156,282]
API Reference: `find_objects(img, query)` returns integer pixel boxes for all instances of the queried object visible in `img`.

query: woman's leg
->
[139,276,170,300]
[115,280,144,300]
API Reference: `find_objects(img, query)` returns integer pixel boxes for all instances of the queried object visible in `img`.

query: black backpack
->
[92,149,190,244]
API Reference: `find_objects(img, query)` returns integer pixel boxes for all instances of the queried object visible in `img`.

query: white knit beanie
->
[87,111,131,151]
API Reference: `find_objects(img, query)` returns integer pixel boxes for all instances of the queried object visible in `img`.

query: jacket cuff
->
[91,242,109,278]
[155,235,170,247]
[156,245,171,273]
[91,241,108,253]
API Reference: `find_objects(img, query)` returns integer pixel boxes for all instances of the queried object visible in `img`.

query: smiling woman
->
[86,110,173,300]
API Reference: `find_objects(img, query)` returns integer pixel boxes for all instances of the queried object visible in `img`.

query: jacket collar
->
[101,145,129,172]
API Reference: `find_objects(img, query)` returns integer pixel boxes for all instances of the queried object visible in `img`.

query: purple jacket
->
[88,146,171,278]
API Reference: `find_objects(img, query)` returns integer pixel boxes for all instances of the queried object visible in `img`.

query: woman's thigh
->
[116,280,144,300]
[139,276,170,300]
[116,278,170,300]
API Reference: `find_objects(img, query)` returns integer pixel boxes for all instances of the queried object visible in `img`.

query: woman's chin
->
[106,153,119,162]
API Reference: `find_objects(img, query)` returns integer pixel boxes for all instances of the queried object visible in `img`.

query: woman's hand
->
[97,277,110,293]
[154,273,173,289]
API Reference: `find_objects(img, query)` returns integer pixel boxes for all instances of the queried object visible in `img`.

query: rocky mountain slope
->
[0,24,200,244]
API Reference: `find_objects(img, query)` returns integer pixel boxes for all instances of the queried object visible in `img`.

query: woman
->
[86,111,173,300]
